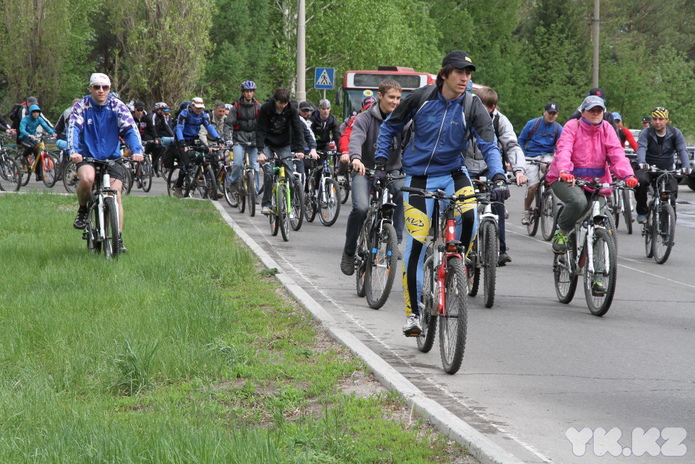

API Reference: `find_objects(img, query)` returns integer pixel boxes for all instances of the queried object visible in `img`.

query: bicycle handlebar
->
[401,185,477,202]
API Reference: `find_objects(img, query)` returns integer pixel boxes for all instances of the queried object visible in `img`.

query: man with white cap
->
[68,72,144,253]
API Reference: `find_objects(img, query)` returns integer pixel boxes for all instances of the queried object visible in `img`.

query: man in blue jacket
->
[375,50,509,336]
[68,73,143,252]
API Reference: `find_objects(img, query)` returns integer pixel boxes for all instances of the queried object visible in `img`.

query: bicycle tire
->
[141,157,153,192]
[17,155,30,187]
[0,158,22,192]
[622,187,633,235]
[467,240,480,297]
[610,189,621,230]
[365,222,398,309]
[304,177,318,222]
[417,254,438,353]
[279,184,290,241]
[439,256,468,375]
[526,186,541,236]
[583,227,617,316]
[63,161,79,193]
[481,220,498,308]
[540,188,556,241]
[103,196,120,258]
[236,171,247,213]
[338,174,350,204]
[644,207,654,258]
[553,232,578,304]
[290,180,304,231]
[269,184,279,236]
[121,165,133,195]
[652,202,675,264]
[205,165,217,200]
[86,202,101,253]
[318,177,341,227]
[41,152,58,188]
[246,169,256,217]
[167,167,180,197]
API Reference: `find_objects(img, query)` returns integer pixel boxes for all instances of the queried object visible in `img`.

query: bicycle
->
[226,147,257,216]
[642,166,681,264]
[0,134,22,192]
[80,158,124,259]
[353,170,402,309]
[525,158,557,241]
[606,177,634,234]
[15,133,59,188]
[166,141,216,199]
[466,179,502,309]
[330,151,351,204]
[552,178,622,317]
[267,157,304,241]
[304,152,341,227]
[401,185,472,375]
[126,141,154,193]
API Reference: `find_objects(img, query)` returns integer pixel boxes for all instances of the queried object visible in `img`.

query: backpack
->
[9,103,25,130]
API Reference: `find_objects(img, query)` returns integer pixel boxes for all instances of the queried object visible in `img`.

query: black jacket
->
[309,111,341,151]
[225,97,261,146]
[256,99,307,152]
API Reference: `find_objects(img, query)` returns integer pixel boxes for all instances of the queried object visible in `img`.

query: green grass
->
[0,192,470,463]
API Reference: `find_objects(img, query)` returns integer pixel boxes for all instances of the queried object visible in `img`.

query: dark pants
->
[261,146,295,208]
[634,169,679,215]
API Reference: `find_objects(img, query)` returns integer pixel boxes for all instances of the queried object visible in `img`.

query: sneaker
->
[118,237,128,254]
[403,314,422,337]
[521,210,531,225]
[552,231,569,254]
[498,252,512,266]
[637,214,647,224]
[261,206,271,215]
[591,281,606,296]
[73,207,88,229]
[340,252,355,276]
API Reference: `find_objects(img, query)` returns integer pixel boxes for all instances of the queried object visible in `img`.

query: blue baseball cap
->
[612,112,622,121]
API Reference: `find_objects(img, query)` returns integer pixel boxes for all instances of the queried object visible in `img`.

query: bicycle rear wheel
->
[622,188,633,235]
[304,177,318,222]
[103,196,120,258]
[205,165,218,200]
[481,220,498,308]
[583,228,617,316]
[246,169,256,217]
[337,173,350,204]
[167,167,181,197]
[0,157,22,191]
[540,187,556,241]
[41,153,58,188]
[318,178,341,227]
[526,187,541,236]
[417,253,438,353]
[279,184,290,241]
[290,180,304,231]
[365,223,398,309]
[141,157,153,192]
[553,232,578,304]
[439,256,468,375]
[17,156,30,187]
[652,203,675,264]
[63,161,79,193]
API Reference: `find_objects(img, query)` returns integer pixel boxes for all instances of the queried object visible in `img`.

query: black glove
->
[490,181,510,202]
[372,169,387,190]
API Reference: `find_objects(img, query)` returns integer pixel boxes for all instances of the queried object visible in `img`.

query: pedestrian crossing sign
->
[314,67,335,90]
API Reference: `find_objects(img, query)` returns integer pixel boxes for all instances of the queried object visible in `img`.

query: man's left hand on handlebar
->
[490,179,510,201]
[131,153,143,162]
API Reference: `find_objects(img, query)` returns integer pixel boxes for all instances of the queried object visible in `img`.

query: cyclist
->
[641,116,651,129]
[546,96,637,259]
[297,101,319,185]
[464,86,528,266]
[149,102,175,176]
[54,99,81,152]
[18,103,57,181]
[340,79,404,276]
[613,113,638,152]
[375,50,509,336]
[172,97,222,197]
[518,102,562,225]
[338,94,376,177]
[68,73,143,252]
[256,87,307,215]
[309,99,341,153]
[200,101,228,145]
[634,107,691,223]
[226,81,262,193]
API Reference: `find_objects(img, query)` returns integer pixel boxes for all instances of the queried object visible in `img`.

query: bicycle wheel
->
[540,188,556,241]
[652,203,675,264]
[622,188,633,235]
[167,167,181,197]
[278,184,290,241]
[304,177,318,222]
[583,228,617,316]
[246,169,256,216]
[102,196,120,258]
[337,174,350,204]
[439,256,468,375]
[269,185,279,236]
[290,180,304,231]
[0,158,22,192]
[355,225,368,297]
[417,253,438,353]
[318,177,341,227]
[644,207,654,258]
[605,211,618,249]
[553,232,578,304]
[236,171,247,213]
[141,157,153,192]
[86,202,101,253]
[466,240,480,297]
[526,186,541,236]
[610,189,621,230]
[63,161,79,193]
[16,156,30,187]
[121,166,133,195]
[205,165,217,200]
[41,153,58,188]
[365,222,398,309]
[481,220,498,308]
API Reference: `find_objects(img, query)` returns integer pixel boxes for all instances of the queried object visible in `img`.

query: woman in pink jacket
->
[546,95,638,254]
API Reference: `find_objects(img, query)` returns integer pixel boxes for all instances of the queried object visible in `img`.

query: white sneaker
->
[403,314,422,336]
[521,210,530,225]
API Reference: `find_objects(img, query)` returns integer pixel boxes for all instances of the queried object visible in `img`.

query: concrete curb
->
[213,201,526,464]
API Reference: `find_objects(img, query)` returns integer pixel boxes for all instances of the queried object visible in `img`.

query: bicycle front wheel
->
[553,232,577,304]
[290,180,304,231]
[270,185,279,236]
[540,187,556,241]
[17,156,30,187]
[622,188,633,235]
[439,256,468,375]
[526,186,541,236]
[141,157,153,192]
[417,253,438,353]
[41,153,58,188]
[121,166,133,195]
[338,173,350,204]
[86,203,101,253]
[279,184,290,241]
[167,167,181,197]
[0,157,22,191]
[365,222,398,309]
[583,228,617,316]
[481,220,498,308]
[644,208,654,258]
[318,178,341,227]
[63,161,79,193]
[466,240,480,297]
[304,177,318,222]
[103,196,120,258]
[246,169,256,216]
[653,203,676,264]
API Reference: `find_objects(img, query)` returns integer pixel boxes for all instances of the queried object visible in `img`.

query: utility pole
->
[592,0,600,88]
[296,0,306,102]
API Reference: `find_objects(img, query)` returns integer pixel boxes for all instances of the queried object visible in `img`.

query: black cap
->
[442,51,476,71]
[642,116,652,123]
[134,101,145,110]
[588,88,606,100]
[299,101,314,111]
[545,102,559,113]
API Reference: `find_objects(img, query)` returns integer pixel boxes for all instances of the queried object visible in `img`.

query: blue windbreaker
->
[67,96,143,160]
[175,108,220,141]
[18,104,55,140]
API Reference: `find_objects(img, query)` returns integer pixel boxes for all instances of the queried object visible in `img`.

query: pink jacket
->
[547,118,634,196]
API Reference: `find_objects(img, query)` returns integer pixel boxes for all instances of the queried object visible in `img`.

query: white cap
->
[192,97,205,109]
[89,73,111,86]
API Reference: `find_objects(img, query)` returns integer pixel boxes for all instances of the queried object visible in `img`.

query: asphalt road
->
[19,175,695,463]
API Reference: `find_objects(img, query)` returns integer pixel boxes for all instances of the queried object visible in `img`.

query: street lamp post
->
[592,0,600,88]
[296,0,306,102]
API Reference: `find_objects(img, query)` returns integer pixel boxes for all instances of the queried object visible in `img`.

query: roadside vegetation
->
[0,192,472,463]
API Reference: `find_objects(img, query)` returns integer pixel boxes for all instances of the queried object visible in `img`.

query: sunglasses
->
[91,85,110,91]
